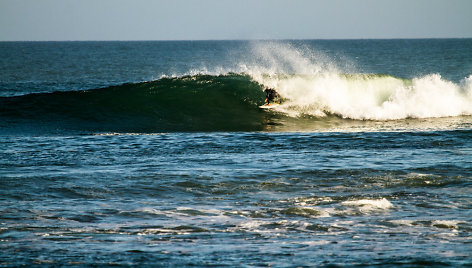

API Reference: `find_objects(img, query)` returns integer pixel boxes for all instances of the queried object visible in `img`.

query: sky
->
[1,0,472,41]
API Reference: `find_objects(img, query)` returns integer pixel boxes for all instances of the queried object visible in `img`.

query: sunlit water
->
[1,39,472,266]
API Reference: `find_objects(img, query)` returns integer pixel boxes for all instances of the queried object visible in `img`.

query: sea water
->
[1,39,471,266]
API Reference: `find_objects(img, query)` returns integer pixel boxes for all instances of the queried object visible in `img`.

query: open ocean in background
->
[1,39,472,266]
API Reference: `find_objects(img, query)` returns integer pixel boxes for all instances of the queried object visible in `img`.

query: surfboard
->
[259,103,280,109]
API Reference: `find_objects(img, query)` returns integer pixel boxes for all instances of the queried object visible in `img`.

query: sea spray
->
[243,42,472,120]
[248,42,338,75]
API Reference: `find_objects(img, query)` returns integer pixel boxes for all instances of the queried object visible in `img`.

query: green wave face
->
[0,74,268,133]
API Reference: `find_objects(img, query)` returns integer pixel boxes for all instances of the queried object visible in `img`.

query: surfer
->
[264,87,279,105]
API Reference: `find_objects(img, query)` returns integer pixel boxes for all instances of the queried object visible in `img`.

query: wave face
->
[1,71,472,133]
[0,74,267,133]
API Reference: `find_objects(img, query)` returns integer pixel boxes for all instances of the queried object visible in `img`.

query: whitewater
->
[253,72,472,120]
[241,42,472,121]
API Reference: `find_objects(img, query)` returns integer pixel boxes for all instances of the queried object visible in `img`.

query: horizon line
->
[1,37,472,42]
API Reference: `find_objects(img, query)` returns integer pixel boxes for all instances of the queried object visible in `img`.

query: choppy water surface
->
[1,130,471,266]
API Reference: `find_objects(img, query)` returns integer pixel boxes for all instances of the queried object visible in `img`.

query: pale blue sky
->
[1,0,471,41]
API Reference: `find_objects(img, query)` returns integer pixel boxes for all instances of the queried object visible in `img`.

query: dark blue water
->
[1,40,472,266]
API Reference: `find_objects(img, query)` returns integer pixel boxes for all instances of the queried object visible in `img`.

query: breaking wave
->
[1,72,471,133]
[1,41,471,133]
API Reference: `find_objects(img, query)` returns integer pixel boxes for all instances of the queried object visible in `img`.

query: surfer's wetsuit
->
[264,88,278,104]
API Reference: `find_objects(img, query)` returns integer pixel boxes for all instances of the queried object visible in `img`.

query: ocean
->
[1,39,471,266]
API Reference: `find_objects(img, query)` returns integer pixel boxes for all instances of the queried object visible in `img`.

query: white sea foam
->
[253,72,472,120]
[244,42,472,120]
[389,219,415,226]
[342,198,393,212]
